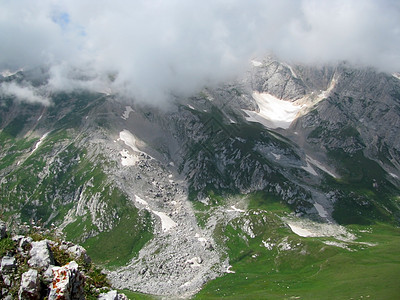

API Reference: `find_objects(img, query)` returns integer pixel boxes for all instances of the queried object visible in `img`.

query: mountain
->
[1,58,399,299]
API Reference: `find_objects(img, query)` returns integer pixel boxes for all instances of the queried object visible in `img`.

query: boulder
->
[98,290,129,300]
[48,261,85,300]
[28,240,54,269]
[18,269,40,300]
[66,245,91,265]
[1,256,16,273]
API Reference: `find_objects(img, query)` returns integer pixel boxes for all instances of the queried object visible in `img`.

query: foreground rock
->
[18,269,40,300]
[49,261,85,300]
[0,223,128,299]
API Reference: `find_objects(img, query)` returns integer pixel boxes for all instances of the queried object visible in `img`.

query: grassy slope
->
[195,195,400,299]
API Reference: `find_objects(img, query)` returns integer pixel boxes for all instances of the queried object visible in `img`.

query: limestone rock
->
[66,244,91,265]
[18,269,40,300]
[48,261,85,300]
[28,240,54,269]
[1,256,16,273]
[98,290,128,300]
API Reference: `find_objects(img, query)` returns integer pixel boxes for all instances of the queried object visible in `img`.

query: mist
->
[1,0,399,105]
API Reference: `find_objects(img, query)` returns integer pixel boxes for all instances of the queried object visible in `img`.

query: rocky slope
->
[0,58,399,297]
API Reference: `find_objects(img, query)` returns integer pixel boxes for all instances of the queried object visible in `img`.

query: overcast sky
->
[1,0,400,105]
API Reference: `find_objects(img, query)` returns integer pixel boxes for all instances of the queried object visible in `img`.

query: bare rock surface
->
[28,240,54,270]
[18,269,40,300]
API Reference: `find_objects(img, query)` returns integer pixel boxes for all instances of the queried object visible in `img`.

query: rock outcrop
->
[0,223,128,299]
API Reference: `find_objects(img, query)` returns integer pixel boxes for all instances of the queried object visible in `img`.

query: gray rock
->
[98,290,128,300]
[48,261,85,300]
[18,269,40,300]
[28,240,54,269]
[66,244,91,264]
[1,256,16,273]
[42,264,55,284]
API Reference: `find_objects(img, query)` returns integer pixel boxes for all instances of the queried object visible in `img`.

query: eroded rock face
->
[48,261,85,300]
[28,240,54,270]
[18,269,40,300]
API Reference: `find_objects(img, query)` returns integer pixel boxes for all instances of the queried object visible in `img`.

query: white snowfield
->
[121,106,134,120]
[31,132,50,154]
[243,92,303,129]
[134,195,176,233]
[313,202,329,218]
[119,130,142,153]
[119,149,139,166]
[283,217,356,241]
[119,129,154,163]
[287,224,314,237]
[306,155,338,178]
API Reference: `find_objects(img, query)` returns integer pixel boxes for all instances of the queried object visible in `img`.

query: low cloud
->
[1,0,399,105]
[0,82,51,106]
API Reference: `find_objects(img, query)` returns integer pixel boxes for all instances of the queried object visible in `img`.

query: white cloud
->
[0,82,51,105]
[0,0,399,105]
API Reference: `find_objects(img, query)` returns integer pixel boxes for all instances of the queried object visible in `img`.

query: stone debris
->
[98,290,129,300]
[28,240,54,269]
[48,261,85,300]
[18,269,40,300]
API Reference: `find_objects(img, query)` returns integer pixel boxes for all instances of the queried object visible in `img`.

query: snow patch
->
[301,162,318,176]
[243,92,303,129]
[392,73,400,80]
[284,218,355,241]
[389,172,398,179]
[187,104,195,110]
[119,129,153,159]
[227,205,245,213]
[119,149,139,166]
[287,224,315,237]
[32,132,50,154]
[119,130,141,153]
[226,265,235,273]
[121,106,134,120]
[134,195,176,232]
[313,203,329,218]
[153,211,177,232]
[306,155,337,178]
